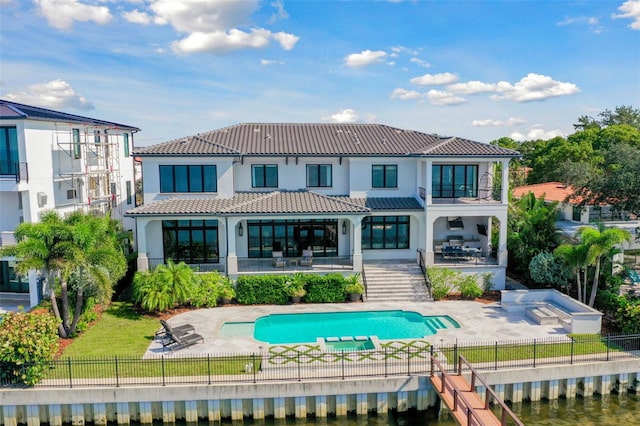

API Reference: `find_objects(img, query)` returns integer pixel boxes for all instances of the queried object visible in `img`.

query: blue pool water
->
[252,310,459,344]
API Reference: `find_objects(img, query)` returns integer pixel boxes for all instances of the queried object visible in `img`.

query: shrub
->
[190,272,222,308]
[235,275,288,305]
[481,272,495,292]
[617,300,640,335]
[427,268,456,300]
[344,273,364,295]
[284,272,307,298]
[0,310,59,386]
[528,252,569,290]
[457,275,483,299]
[306,273,346,303]
[132,260,196,311]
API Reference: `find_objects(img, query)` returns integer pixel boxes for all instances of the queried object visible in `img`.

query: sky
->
[0,0,639,147]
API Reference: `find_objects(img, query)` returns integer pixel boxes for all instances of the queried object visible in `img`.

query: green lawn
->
[61,302,159,357]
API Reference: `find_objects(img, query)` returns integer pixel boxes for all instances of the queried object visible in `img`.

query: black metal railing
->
[236,256,353,273]
[147,258,226,273]
[3,334,639,389]
[0,161,28,183]
[417,249,432,298]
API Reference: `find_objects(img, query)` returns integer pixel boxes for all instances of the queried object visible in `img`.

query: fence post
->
[494,342,498,371]
[407,346,411,376]
[115,356,119,387]
[570,336,575,365]
[161,355,166,386]
[252,353,257,384]
[384,346,389,377]
[606,335,611,361]
[453,343,458,373]
[341,350,345,380]
[533,339,537,368]
[430,346,434,377]
[297,351,302,382]
[67,358,73,388]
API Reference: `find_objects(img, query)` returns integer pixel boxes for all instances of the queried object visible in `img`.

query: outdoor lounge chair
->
[162,330,204,351]
[300,249,313,266]
[272,251,286,267]
[155,319,195,340]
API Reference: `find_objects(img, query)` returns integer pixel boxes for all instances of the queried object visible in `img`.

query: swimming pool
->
[248,310,459,344]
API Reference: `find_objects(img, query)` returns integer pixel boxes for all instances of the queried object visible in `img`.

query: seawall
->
[1,360,639,425]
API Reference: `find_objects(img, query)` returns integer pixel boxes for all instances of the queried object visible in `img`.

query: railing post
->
[252,353,257,383]
[453,343,458,373]
[115,356,119,387]
[384,346,388,377]
[494,341,498,370]
[606,335,610,361]
[430,346,434,377]
[341,350,345,380]
[207,354,211,385]
[161,355,166,386]
[570,336,574,365]
[533,339,537,368]
[67,358,73,388]
[298,351,302,382]
[407,346,411,376]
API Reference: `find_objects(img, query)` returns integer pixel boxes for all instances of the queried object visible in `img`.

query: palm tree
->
[0,211,127,337]
[133,260,195,311]
[577,224,631,307]
[554,243,588,303]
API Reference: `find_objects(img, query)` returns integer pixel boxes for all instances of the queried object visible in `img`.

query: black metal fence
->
[2,334,639,389]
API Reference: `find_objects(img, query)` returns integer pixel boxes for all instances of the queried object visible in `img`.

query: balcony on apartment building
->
[418,185,502,205]
[0,162,28,183]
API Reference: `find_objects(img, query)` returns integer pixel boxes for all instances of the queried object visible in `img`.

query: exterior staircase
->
[363,260,432,302]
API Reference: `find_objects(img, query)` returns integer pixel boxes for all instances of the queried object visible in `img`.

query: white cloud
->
[426,90,466,106]
[471,117,527,127]
[557,15,604,34]
[448,81,498,94]
[35,0,112,30]
[5,79,94,111]
[492,73,580,102]
[323,109,359,123]
[410,72,458,86]
[261,59,284,65]
[409,58,432,68]
[172,28,271,54]
[510,126,566,141]
[344,50,388,67]
[272,32,299,50]
[123,9,151,25]
[390,88,423,100]
[269,0,289,23]
[612,0,640,29]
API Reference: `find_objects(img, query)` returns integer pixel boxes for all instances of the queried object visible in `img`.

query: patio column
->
[135,217,150,272]
[501,159,510,204]
[424,212,437,266]
[226,217,239,276]
[425,159,433,205]
[496,210,508,267]
[352,216,364,272]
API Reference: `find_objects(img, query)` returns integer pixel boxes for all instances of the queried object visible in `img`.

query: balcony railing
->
[148,258,226,273]
[418,186,501,204]
[237,256,353,273]
[0,162,28,183]
[0,231,16,248]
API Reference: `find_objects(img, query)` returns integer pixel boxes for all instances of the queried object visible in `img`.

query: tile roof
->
[0,99,140,130]
[512,182,576,203]
[126,190,370,216]
[134,123,519,158]
[126,191,423,216]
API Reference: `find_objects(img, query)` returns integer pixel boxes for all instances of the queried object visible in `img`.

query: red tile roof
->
[512,182,578,204]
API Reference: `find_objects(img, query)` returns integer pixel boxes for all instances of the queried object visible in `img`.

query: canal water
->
[199,393,639,425]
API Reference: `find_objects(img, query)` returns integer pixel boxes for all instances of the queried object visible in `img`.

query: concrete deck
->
[146,300,572,358]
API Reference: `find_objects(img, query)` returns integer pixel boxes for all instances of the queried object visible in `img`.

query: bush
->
[427,268,456,300]
[344,273,364,294]
[190,272,222,308]
[235,275,288,305]
[0,310,59,386]
[306,273,346,303]
[457,275,483,299]
[617,300,640,335]
[132,261,195,311]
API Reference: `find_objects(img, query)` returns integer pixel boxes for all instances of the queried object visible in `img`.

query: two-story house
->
[128,123,519,290]
[0,100,139,308]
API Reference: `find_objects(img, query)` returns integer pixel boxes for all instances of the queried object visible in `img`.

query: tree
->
[574,105,640,131]
[132,260,195,311]
[0,211,127,337]
[577,225,631,307]
[508,192,562,280]
[554,243,589,303]
[528,252,569,291]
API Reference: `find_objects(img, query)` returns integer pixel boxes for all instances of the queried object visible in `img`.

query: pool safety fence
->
[2,334,639,389]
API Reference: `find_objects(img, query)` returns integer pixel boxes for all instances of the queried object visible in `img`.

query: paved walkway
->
[146,300,571,358]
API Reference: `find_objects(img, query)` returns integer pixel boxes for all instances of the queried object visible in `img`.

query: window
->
[94,130,101,144]
[72,128,81,159]
[306,164,332,187]
[247,219,338,258]
[372,164,397,188]
[159,165,217,193]
[361,216,410,250]
[432,165,478,198]
[252,164,278,188]
[66,189,77,200]
[126,181,132,205]
[123,133,130,157]
[0,126,19,175]
[162,220,219,264]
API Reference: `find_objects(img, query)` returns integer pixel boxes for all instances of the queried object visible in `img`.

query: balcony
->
[418,186,501,204]
[0,231,16,248]
[0,162,28,183]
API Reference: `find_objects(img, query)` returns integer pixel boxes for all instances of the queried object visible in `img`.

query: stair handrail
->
[361,265,368,301]
[417,249,432,299]
[458,355,524,426]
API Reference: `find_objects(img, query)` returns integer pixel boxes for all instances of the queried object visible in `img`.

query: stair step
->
[363,261,430,303]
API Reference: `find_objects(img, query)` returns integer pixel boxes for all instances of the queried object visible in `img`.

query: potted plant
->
[344,273,364,302]
[285,272,307,303]
[217,277,236,305]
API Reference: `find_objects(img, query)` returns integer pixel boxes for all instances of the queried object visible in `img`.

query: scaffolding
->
[53,124,124,219]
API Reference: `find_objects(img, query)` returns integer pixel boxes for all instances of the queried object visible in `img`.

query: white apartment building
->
[0,100,139,307]
[128,123,519,290]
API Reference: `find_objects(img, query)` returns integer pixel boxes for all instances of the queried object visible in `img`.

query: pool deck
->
[146,300,572,357]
